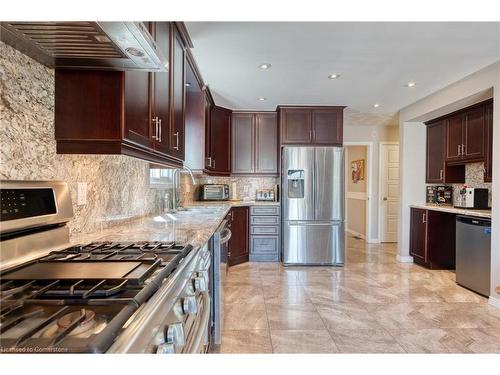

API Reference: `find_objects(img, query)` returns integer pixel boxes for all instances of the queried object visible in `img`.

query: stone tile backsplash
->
[451,162,492,207]
[0,41,164,234]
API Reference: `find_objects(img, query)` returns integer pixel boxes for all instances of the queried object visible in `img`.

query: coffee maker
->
[455,187,489,209]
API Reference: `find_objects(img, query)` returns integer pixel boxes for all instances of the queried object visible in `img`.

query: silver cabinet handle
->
[213,159,216,169]
[462,143,466,156]
[422,213,427,224]
[440,169,443,181]
[158,119,162,142]
[152,117,159,140]
[206,157,212,168]
[173,132,179,150]
[457,144,461,156]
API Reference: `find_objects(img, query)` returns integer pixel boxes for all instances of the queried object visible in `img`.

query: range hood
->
[0,22,168,71]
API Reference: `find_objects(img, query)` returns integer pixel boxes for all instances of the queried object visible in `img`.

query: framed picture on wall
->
[351,159,365,184]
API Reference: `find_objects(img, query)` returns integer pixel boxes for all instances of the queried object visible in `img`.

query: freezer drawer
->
[283,221,345,265]
[456,215,491,296]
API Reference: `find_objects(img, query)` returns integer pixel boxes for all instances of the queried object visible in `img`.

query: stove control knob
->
[156,342,175,354]
[193,276,207,292]
[182,295,198,315]
[166,323,185,346]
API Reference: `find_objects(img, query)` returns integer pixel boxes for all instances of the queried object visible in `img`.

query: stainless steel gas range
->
[0,181,211,353]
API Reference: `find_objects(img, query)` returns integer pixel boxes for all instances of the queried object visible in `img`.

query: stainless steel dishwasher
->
[456,215,492,296]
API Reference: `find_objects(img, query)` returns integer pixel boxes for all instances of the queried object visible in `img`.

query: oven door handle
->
[220,228,232,245]
[188,291,211,354]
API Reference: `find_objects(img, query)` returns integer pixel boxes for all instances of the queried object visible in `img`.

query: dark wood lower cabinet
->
[228,207,249,266]
[409,208,456,270]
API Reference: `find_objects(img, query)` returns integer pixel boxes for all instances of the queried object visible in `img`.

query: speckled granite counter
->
[409,204,492,219]
[70,201,280,248]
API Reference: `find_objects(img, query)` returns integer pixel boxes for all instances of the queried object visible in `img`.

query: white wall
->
[344,124,399,242]
[398,61,500,304]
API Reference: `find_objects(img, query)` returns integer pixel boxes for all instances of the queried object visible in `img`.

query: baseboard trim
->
[396,254,414,263]
[346,228,366,240]
[488,296,500,309]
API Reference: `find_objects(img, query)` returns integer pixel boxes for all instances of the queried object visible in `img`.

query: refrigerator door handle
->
[286,221,343,226]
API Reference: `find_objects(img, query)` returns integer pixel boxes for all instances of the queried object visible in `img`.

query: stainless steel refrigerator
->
[282,146,345,265]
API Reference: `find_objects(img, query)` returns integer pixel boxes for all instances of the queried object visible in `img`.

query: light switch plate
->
[77,182,87,206]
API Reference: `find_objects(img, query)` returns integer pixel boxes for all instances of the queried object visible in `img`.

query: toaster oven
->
[199,184,229,201]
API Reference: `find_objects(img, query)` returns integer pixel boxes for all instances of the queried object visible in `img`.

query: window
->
[149,167,175,188]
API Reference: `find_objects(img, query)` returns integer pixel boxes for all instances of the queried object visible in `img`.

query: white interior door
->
[380,143,399,242]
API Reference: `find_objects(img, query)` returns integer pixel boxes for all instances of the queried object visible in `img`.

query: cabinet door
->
[228,207,249,266]
[169,25,186,160]
[231,113,255,174]
[426,121,445,183]
[409,208,427,264]
[124,71,153,149]
[485,102,493,182]
[463,106,485,161]
[210,106,231,175]
[151,22,170,155]
[204,100,213,170]
[280,109,312,144]
[255,113,278,174]
[312,109,343,145]
[445,114,463,162]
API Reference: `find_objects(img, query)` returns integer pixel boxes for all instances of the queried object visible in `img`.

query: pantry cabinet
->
[205,106,232,176]
[55,22,187,167]
[279,106,344,145]
[231,112,278,175]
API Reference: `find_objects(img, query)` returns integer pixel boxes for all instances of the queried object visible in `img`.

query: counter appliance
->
[199,184,229,201]
[455,187,489,209]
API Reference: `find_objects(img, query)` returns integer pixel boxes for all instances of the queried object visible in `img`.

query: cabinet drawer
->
[250,216,280,225]
[250,206,280,216]
[250,226,279,235]
[250,236,279,254]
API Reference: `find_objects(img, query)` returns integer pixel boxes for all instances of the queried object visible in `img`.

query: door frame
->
[343,141,373,242]
[378,141,400,242]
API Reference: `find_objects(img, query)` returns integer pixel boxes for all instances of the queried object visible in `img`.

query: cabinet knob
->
[156,343,175,354]
[383,197,387,201]
[166,322,185,346]
[182,296,198,315]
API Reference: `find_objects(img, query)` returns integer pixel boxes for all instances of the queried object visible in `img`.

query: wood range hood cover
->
[0,21,168,71]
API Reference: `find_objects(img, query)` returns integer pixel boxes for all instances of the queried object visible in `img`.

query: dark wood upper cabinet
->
[485,102,493,182]
[228,206,249,266]
[151,21,170,156]
[311,109,343,145]
[463,106,485,161]
[231,112,278,175]
[255,113,278,174]
[169,25,186,160]
[207,106,232,175]
[426,120,464,184]
[280,108,312,144]
[279,106,344,145]
[231,113,255,174]
[445,113,464,162]
[54,22,189,167]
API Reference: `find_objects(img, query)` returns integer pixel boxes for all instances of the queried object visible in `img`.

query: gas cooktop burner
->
[0,241,193,353]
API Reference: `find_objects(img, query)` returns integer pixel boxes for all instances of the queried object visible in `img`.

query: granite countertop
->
[409,204,492,219]
[70,201,281,249]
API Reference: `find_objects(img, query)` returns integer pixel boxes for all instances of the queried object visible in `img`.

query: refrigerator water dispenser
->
[287,170,305,198]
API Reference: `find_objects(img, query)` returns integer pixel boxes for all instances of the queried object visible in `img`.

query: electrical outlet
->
[77,182,87,206]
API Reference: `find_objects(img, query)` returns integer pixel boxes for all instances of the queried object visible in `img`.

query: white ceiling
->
[185,22,500,118]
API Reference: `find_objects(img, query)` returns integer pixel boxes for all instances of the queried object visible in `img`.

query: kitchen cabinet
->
[279,106,344,145]
[485,102,493,182]
[205,106,232,176]
[228,207,249,266]
[445,103,487,164]
[169,25,186,160]
[249,205,280,262]
[54,22,187,167]
[409,208,456,269]
[426,120,464,183]
[231,112,278,175]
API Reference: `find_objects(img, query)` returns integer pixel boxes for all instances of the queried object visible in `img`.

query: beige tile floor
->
[218,236,500,353]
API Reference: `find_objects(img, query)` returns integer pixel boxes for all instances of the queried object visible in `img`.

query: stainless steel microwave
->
[199,184,229,201]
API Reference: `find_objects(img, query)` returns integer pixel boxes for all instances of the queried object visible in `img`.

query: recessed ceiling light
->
[328,74,340,79]
[258,63,272,70]
[258,97,267,101]
[373,103,380,108]
[405,81,416,87]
